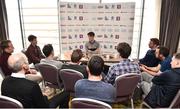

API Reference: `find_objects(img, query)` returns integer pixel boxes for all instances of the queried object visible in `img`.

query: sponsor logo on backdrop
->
[79,5,83,9]
[117,5,121,9]
[104,34,108,38]
[67,4,71,8]
[115,35,120,39]
[60,5,66,8]
[80,45,83,49]
[79,34,83,38]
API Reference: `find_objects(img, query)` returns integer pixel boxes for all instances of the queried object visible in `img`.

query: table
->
[57,52,120,63]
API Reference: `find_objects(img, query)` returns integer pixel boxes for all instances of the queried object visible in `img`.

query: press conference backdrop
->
[59,2,135,54]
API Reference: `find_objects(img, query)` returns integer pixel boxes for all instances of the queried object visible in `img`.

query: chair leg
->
[42,81,44,87]
[42,81,47,92]
[141,102,152,109]
[53,88,56,94]
[131,98,134,109]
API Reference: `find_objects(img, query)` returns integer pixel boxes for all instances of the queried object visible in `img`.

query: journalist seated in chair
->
[0,40,42,82]
[144,53,180,108]
[104,42,140,85]
[1,53,49,108]
[61,49,88,78]
[1,52,70,108]
[139,38,160,67]
[25,35,45,64]
[75,56,115,103]
[0,40,14,76]
[140,47,172,96]
[40,44,63,69]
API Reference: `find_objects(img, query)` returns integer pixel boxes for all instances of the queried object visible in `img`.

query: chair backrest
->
[35,63,59,88]
[169,90,180,108]
[71,98,112,109]
[115,73,141,98]
[0,66,5,79]
[59,69,84,92]
[0,95,23,108]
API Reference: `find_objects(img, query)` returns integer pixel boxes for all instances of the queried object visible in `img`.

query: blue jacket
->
[139,49,160,67]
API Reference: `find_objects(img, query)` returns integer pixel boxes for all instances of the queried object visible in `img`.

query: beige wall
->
[139,0,162,58]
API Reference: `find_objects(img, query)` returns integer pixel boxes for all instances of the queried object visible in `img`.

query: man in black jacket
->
[1,52,70,108]
[139,38,160,67]
[144,53,180,107]
[1,53,49,108]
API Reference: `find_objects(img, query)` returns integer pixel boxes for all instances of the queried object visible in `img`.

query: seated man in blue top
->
[139,38,160,67]
[144,53,180,107]
[140,46,172,95]
[75,56,115,103]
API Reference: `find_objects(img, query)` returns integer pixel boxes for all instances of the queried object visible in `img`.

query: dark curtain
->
[0,0,9,41]
[0,0,9,53]
[159,0,180,56]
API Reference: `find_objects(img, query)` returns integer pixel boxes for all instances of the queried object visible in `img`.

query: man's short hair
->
[88,56,104,76]
[158,46,169,57]
[87,32,95,37]
[117,42,131,58]
[150,38,159,46]
[71,49,83,63]
[28,35,37,42]
[175,53,180,59]
[8,53,29,73]
[42,44,53,57]
[0,40,11,51]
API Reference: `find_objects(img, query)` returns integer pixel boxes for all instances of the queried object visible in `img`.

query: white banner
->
[59,2,135,54]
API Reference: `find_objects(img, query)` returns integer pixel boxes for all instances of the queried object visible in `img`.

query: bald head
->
[8,53,29,73]
[171,53,180,68]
